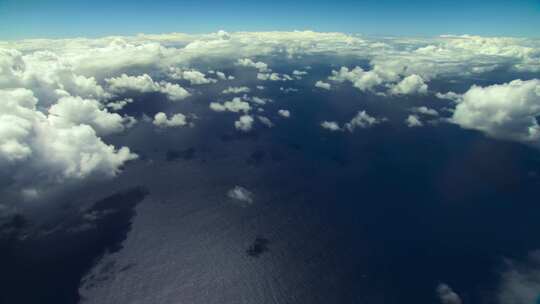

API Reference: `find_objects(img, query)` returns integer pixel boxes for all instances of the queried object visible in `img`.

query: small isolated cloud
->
[436,283,462,304]
[222,86,250,94]
[210,97,251,113]
[321,121,341,131]
[245,96,270,105]
[280,87,299,93]
[234,115,254,132]
[315,80,332,90]
[411,106,439,116]
[344,110,383,132]
[257,116,274,128]
[293,70,308,79]
[153,112,188,128]
[227,186,253,204]
[388,74,428,95]
[406,114,424,127]
[278,109,290,118]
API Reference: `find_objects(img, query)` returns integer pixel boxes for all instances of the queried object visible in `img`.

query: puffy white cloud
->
[278,109,290,118]
[106,74,190,101]
[257,116,274,128]
[106,73,160,93]
[344,110,383,132]
[321,121,341,131]
[329,66,394,92]
[210,97,251,113]
[0,88,137,186]
[451,79,540,143]
[315,80,332,90]
[234,115,254,132]
[388,74,428,95]
[436,283,462,304]
[48,95,127,135]
[222,86,250,94]
[227,186,253,204]
[405,114,424,127]
[236,58,269,72]
[152,112,188,128]
[159,82,191,101]
[169,68,216,85]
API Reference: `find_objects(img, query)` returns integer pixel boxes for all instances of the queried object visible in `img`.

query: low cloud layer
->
[0,30,539,202]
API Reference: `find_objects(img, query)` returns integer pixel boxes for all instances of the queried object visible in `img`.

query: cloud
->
[388,74,428,95]
[169,68,216,85]
[329,66,393,92]
[278,109,290,118]
[344,110,383,132]
[234,115,254,132]
[210,97,251,113]
[106,98,133,111]
[222,86,250,94]
[411,106,439,116]
[0,88,137,189]
[244,96,270,105]
[257,72,293,81]
[236,58,269,72]
[152,112,188,128]
[315,80,332,90]
[498,250,540,304]
[227,186,253,204]
[106,74,190,101]
[321,121,341,131]
[280,87,299,93]
[211,70,234,80]
[451,79,540,143]
[257,116,274,128]
[48,95,128,135]
[293,70,308,79]
[436,283,462,304]
[406,114,423,127]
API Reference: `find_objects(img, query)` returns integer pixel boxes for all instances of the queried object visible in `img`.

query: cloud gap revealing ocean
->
[1,31,540,304]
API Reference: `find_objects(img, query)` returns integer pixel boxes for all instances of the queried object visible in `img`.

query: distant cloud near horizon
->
[1,30,539,202]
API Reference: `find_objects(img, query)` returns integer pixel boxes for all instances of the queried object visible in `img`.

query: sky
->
[0,0,539,39]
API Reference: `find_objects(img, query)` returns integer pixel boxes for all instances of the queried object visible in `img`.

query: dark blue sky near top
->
[0,0,539,39]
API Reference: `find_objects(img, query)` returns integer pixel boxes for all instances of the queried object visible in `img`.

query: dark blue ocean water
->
[2,62,540,303]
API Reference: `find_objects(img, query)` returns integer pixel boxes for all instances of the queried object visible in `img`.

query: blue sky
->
[0,0,539,39]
